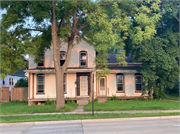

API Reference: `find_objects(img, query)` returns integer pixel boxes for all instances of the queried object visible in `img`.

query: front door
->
[98,77,107,96]
[76,72,91,97]
[80,76,88,96]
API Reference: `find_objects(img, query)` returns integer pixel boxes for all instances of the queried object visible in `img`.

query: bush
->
[45,98,56,105]
[94,98,98,102]
[153,88,167,100]
[14,78,28,87]
[107,97,111,101]
[112,95,118,101]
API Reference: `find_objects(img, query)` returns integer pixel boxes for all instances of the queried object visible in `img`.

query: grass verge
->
[84,99,179,111]
[1,101,78,115]
[1,112,180,123]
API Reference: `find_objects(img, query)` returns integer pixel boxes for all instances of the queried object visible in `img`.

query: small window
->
[9,78,11,85]
[60,51,66,66]
[135,74,142,91]
[116,74,124,91]
[12,78,14,85]
[80,51,87,67]
[38,53,44,67]
[2,80,5,85]
[37,74,44,93]
[63,74,66,93]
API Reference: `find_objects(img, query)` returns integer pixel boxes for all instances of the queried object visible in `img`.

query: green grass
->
[84,99,180,111]
[1,112,180,123]
[1,101,78,115]
[166,94,179,101]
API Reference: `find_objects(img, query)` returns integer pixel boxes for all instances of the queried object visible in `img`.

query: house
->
[0,68,27,95]
[24,38,145,105]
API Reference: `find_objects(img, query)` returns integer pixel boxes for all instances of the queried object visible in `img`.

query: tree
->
[124,0,179,98]
[1,0,161,109]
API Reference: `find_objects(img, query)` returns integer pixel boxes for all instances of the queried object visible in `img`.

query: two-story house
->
[24,38,146,105]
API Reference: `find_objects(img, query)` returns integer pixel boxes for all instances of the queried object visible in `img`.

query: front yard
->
[84,99,179,111]
[1,101,78,115]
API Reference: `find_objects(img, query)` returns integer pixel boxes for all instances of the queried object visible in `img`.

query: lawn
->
[1,112,179,123]
[166,94,179,101]
[1,101,78,115]
[84,99,179,111]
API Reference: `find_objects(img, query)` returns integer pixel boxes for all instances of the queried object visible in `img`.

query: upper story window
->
[60,51,66,66]
[37,53,44,67]
[9,78,11,85]
[2,80,5,85]
[37,74,45,93]
[116,73,124,92]
[12,78,14,85]
[135,73,142,92]
[80,51,87,67]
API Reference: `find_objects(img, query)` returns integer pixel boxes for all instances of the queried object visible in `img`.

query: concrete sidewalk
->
[1,109,180,116]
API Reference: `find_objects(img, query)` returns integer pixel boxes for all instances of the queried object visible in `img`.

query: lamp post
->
[92,73,94,116]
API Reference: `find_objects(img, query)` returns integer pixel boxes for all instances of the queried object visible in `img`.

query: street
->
[1,118,180,134]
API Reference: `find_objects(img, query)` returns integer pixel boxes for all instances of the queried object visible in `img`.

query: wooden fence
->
[11,87,28,102]
[0,87,9,103]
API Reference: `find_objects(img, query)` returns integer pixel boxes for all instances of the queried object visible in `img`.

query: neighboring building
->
[24,39,146,105]
[0,68,27,92]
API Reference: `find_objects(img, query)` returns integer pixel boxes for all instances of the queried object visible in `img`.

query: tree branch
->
[76,12,84,25]
[175,16,180,22]
[25,28,51,33]
[58,7,70,29]
[76,20,88,34]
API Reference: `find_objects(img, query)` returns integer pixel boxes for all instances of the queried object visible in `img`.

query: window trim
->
[116,73,124,93]
[135,73,143,93]
[79,51,88,67]
[37,53,45,68]
[36,74,45,94]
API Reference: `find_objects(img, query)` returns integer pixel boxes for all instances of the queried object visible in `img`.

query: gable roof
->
[12,67,26,77]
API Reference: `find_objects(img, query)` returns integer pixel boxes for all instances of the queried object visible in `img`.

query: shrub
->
[45,98,56,105]
[14,78,28,87]
[107,97,111,101]
[112,95,118,101]
[153,88,167,100]
[94,98,98,102]
[164,81,179,95]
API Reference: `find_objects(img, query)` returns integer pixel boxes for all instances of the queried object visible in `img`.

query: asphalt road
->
[1,118,180,134]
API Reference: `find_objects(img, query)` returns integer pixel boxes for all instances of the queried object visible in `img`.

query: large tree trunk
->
[51,1,65,109]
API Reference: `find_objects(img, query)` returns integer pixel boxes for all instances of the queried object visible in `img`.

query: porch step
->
[77,99,89,105]
[98,98,107,103]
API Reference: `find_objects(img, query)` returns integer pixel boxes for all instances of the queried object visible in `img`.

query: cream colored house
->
[24,39,145,105]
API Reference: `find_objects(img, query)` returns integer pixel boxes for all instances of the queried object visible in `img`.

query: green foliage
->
[111,95,118,101]
[153,88,167,100]
[45,98,56,105]
[107,97,111,101]
[94,98,98,103]
[165,81,179,95]
[14,78,28,87]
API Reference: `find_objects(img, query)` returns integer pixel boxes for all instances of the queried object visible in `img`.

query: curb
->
[1,115,180,126]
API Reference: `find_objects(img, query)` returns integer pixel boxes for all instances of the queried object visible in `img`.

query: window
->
[80,51,87,67]
[37,74,44,93]
[135,73,142,91]
[63,74,66,93]
[116,74,124,92]
[12,78,14,85]
[37,53,44,67]
[9,78,11,85]
[60,51,66,66]
[2,80,5,85]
